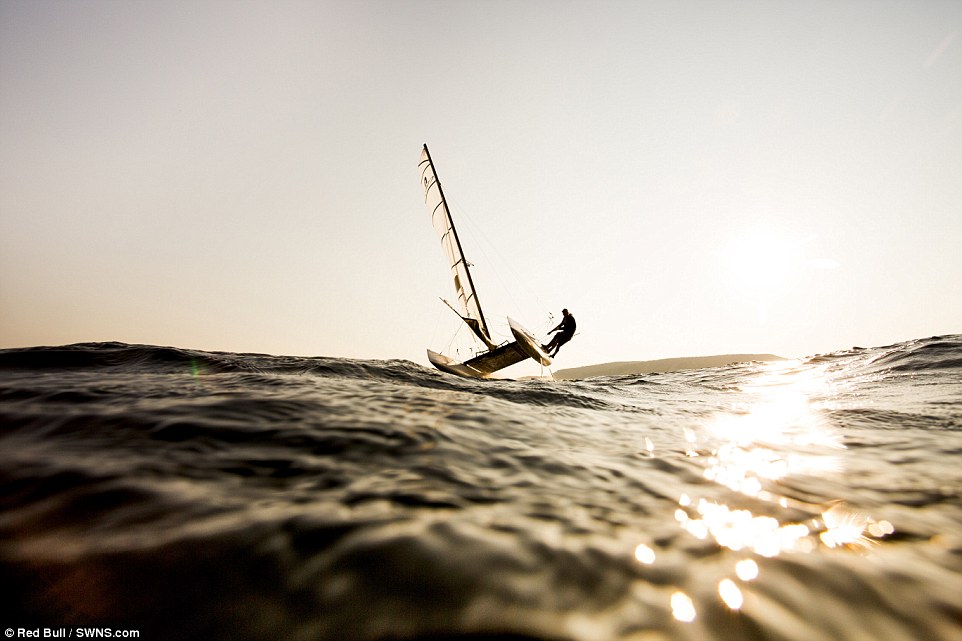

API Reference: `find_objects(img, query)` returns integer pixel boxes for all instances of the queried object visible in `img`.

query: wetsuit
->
[545,313,576,357]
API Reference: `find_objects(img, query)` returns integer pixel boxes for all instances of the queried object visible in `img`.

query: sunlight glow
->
[713,227,838,324]
[715,227,804,294]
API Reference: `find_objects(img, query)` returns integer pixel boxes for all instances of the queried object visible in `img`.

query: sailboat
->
[419,144,552,378]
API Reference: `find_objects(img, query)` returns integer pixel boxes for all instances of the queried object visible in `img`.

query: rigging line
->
[529,313,556,342]
[444,319,467,355]
[450,194,526,308]
[441,309,491,360]
[447,193,551,327]
[429,303,446,348]
[447,197,513,328]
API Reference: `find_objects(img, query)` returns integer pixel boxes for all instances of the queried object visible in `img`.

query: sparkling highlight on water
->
[671,591,696,622]
[719,579,744,610]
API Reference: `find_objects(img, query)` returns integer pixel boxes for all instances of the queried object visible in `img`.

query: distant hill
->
[553,354,786,380]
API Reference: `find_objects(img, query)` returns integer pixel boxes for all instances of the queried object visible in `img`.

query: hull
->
[508,317,552,367]
[427,350,488,378]
[427,339,531,379]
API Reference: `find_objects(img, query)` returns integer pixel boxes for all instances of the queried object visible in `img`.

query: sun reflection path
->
[681,359,894,554]
[643,360,896,623]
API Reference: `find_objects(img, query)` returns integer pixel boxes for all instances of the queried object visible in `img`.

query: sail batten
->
[420,145,497,351]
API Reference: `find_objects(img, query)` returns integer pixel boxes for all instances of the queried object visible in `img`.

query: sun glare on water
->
[640,359,896,624]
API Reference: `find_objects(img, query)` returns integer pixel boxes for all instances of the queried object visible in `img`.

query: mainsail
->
[419,144,498,351]
[420,144,552,378]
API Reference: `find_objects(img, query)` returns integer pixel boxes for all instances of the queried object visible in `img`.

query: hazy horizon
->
[2,0,960,375]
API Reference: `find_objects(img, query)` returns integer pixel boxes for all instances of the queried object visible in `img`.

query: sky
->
[1,0,960,375]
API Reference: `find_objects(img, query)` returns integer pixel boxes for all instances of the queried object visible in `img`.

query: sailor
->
[543,309,576,357]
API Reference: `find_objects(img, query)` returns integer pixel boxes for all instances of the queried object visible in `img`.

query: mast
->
[420,144,497,350]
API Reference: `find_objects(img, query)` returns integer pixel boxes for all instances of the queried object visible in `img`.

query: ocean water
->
[1,336,960,641]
